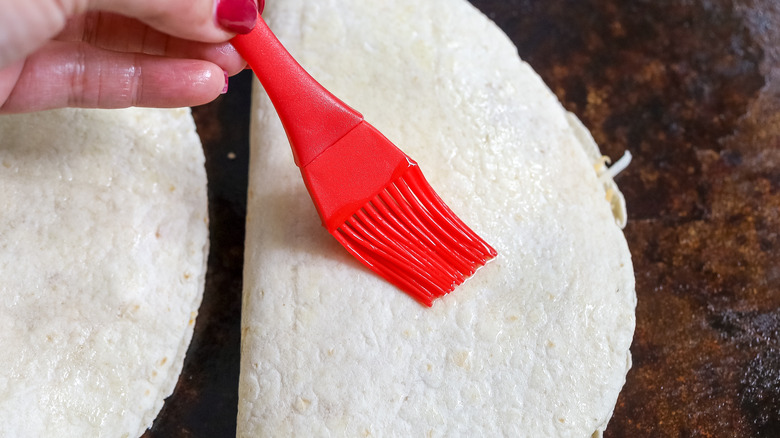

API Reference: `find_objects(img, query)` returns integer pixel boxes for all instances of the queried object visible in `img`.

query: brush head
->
[332,165,497,306]
[232,18,495,306]
[300,121,497,306]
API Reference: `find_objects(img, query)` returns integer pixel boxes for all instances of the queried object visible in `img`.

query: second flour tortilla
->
[0,108,208,437]
[239,0,636,436]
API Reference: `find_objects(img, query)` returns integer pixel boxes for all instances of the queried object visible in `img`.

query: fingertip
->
[176,63,229,106]
[213,42,247,75]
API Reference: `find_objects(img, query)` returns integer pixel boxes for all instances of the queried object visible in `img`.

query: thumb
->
[0,0,260,69]
[88,0,260,42]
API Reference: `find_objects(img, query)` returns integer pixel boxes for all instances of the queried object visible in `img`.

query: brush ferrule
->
[299,121,411,231]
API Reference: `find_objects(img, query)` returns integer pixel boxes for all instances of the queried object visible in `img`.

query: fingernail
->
[216,0,258,34]
[221,71,229,94]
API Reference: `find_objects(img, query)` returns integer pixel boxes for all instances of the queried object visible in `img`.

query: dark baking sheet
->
[143,1,780,436]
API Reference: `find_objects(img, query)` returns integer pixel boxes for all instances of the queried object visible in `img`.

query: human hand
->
[0,0,263,114]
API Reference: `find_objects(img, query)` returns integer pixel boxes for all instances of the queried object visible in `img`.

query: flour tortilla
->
[0,108,209,437]
[239,0,635,436]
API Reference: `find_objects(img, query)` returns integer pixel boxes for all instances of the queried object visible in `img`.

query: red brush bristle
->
[331,165,497,306]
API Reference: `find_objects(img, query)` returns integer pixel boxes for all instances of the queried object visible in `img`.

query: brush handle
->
[231,15,363,168]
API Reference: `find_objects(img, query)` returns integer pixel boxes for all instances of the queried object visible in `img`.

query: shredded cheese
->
[599,150,632,181]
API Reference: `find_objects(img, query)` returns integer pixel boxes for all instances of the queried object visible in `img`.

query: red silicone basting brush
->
[232,14,497,306]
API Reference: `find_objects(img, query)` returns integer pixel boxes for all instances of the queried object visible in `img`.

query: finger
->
[57,12,246,75]
[87,0,259,42]
[0,41,227,113]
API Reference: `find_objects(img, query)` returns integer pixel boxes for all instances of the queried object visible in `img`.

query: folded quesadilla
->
[238,0,635,436]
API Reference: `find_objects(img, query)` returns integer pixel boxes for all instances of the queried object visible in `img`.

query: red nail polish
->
[221,71,229,94]
[216,0,258,34]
